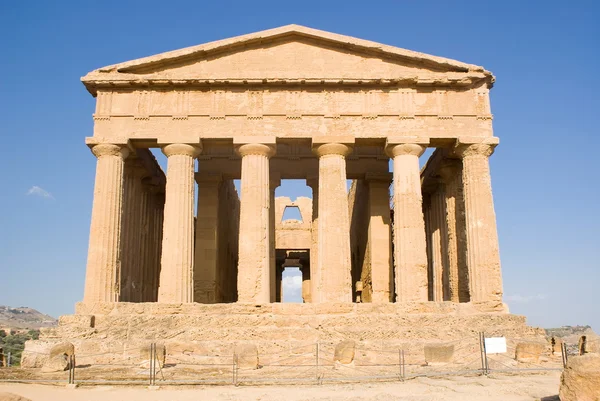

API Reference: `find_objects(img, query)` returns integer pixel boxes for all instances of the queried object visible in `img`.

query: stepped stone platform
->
[22,302,546,368]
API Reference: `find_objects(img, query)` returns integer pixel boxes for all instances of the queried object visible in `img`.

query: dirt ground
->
[0,372,560,401]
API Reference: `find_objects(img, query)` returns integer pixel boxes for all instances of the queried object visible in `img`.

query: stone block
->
[334,340,355,364]
[59,315,94,328]
[424,344,454,364]
[49,342,75,359]
[20,340,55,368]
[235,344,258,369]
[41,354,69,373]
[559,353,600,401]
[515,341,546,363]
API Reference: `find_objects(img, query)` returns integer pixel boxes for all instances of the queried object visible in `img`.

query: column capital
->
[454,143,496,159]
[385,143,427,158]
[454,137,499,159]
[162,143,202,158]
[92,144,129,159]
[236,143,276,158]
[313,143,353,157]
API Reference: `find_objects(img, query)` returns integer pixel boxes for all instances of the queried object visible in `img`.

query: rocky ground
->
[0,372,561,401]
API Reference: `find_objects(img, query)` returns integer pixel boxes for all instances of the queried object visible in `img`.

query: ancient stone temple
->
[24,25,543,366]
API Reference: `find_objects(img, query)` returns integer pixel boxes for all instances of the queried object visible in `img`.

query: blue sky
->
[0,1,598,330]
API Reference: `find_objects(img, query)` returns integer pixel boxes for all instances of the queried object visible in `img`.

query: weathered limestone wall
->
[274,196,312,250]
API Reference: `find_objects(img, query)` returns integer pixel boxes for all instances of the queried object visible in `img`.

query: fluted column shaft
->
[388,143,428,302]
[83,144,129,304]
[194,174,222,303]
[314,143,353,303]
[307,177,319,303]
[236,143,275,303]
[430,187,446,302]
[269,176,281,302]
[158,143,201,303]
[439,161,469,302]
[456,143,503,303]
[365,173,393,303]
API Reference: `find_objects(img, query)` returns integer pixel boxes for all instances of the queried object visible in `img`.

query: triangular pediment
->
[82,25,493,93]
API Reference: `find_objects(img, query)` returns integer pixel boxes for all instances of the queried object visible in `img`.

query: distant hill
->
[0,306,57,331]
[545,325,596,340]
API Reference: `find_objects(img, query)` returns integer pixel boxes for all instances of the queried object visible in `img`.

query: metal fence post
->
[479,332,489,375]
[149,343,155,386]
[401,349,405,380]
[7,352,10,368]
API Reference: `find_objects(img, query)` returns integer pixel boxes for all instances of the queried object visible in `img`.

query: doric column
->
[269,174,281,302]
[306,176,319,303]
[141,177,165,302]
[429,185,447,302]
[83,144,129,304]
[313,141,353,303]
[365,173,394,303]
[236,142,275,303]
[120,158,148,302]
[455,141,503,303]
[386,141,429,302]
[194,173,222,303]
[439,160,469,302]
[158,143,201,303]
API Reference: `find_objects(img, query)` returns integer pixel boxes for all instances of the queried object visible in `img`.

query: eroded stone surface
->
[560,353,600,401]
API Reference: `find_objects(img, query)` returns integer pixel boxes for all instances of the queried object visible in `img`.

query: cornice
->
[82,76,489,96]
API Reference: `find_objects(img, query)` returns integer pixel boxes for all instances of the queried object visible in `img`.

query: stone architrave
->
[194,173,222,303]
[313,140,353,303]
[365,172,393,303]
[158,143,201,303]
[386,140,429,302]
[83,144,129,304]
[236,141,276,304]
[455,140,503,303]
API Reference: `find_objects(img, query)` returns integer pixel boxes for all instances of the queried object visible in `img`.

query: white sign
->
[484,337,507,354]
